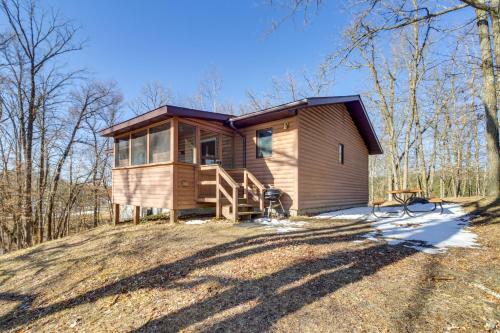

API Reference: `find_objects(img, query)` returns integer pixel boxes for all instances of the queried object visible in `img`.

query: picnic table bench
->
[371,190,444,218]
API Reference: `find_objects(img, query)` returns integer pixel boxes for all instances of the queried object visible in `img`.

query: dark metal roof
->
[99,95,383,155]
[230,95,383,155]
[99,105,232,137]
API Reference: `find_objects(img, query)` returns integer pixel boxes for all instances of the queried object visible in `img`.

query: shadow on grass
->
[460,197,500,226]
[0,220,421,331]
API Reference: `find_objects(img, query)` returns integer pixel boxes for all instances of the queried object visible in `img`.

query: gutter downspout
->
[229,119,246,168]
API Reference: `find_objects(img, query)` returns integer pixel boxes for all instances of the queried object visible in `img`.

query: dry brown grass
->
[0,197,498,332]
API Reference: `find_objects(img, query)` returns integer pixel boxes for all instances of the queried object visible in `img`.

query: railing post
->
[113,203,120,226]
[232,186,238,222]
[215,167,221,218]
[259,189,265,212]
[194,165,199,201]
[243,170,248,200]
[133,206,140,225]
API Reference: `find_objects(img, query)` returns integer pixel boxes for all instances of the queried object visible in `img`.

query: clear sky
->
[4,0,475,118]
[41,0,362,113]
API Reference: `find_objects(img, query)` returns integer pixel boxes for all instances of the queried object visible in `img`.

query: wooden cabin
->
[99,96,383,223]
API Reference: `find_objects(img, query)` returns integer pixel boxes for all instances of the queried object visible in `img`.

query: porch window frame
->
[113,119,172,168]
[113,118,236,168]
[148,121,172,164]
[114,134,131,168]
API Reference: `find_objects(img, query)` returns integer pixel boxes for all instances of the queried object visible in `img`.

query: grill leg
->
[278,199,286,217]
[266,200,273,219]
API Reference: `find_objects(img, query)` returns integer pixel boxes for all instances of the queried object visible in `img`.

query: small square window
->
[339,143,344,164]
[256,128,272,158]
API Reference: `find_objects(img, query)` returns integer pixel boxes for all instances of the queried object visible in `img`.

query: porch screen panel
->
[115,136,129,167]
[149,123,170,163]
[131,130,147,165]
[178,123,196,163]
[200,130,219,165]
[222,135,233,168]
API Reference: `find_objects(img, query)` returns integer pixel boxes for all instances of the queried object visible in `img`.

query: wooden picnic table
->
[388,189,422,217]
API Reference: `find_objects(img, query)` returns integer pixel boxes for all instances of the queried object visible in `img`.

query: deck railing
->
[228,168,265,212]
[197,165,265,221]
[198,164,239,221]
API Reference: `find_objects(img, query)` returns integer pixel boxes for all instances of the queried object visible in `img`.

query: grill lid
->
[264,188,283,200]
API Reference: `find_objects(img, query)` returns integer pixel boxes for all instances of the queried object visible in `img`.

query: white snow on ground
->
[184,219,211,225]
[316,203,478,254]
[252,218,308,233]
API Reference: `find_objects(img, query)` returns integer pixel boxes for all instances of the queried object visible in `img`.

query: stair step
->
[198,180,216,185]
[196,197,217,203]
[238,210,263,216]
[238,203,256,208]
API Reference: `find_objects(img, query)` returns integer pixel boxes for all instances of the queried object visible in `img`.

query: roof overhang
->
[100,95,383,155]
[99,105,232,137]
[229,95,383,155]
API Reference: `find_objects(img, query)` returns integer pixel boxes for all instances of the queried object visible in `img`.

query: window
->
[131,130,147,165]
[339,143,345,164]
[149,123,170,163]
[178,123,196,163]
[256,128,272,158]
[114,136,129,167]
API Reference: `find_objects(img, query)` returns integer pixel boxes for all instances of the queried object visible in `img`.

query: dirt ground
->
[0,198,498,332]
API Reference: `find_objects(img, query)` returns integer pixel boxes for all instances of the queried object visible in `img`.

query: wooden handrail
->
[246,171,265,191]
[242,169,265,211]
[217,166,239,221]
[198,164,239,220]
[197,165,266,221]
[218,167,239,189]
[219,185,233,204]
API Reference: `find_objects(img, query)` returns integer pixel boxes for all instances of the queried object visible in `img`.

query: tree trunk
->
[490,1,499,93]
[476,8,500,197]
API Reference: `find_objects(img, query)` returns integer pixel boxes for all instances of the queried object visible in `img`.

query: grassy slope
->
[0,198,498,332]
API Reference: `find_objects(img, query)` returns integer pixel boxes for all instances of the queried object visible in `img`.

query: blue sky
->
[3,0,475,118]
[42,0,360,112]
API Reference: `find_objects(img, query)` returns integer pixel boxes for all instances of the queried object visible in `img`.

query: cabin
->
[99,95,383,223]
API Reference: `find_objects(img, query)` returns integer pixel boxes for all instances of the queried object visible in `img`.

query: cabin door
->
[201,138,217,165]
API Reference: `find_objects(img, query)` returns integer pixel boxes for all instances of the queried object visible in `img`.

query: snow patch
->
[316,203,479,254]
[184,219,211,225]
[251,218,308,233]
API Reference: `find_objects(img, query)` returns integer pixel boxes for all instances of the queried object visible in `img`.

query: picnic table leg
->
[402,193,416,217]
[436,202,443,214]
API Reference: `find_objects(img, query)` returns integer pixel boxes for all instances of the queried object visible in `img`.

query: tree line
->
[268,0,499,200]
[0,0,498,253]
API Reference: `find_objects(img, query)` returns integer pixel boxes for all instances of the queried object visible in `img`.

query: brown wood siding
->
[175,164,197,208]
[235,117,298,210]
[221,135,234,168]
[112,117,237,211]
[298,104,369,210]
[112,164,173,208]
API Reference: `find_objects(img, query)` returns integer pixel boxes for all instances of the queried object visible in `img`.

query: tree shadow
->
[0,220,419,331]
[460,197,499,226]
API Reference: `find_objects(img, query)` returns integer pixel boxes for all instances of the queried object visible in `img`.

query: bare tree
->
[45,82,121,240]
[0,0,82,246]
[269,0,499,197]
[129,81,173,115]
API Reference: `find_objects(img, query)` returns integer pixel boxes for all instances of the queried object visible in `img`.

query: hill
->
[0,198,498,332]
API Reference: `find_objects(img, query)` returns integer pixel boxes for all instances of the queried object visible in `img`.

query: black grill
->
[264,188,282,201]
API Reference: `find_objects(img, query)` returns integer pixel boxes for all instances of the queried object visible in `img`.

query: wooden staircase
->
[196,165,265,221]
